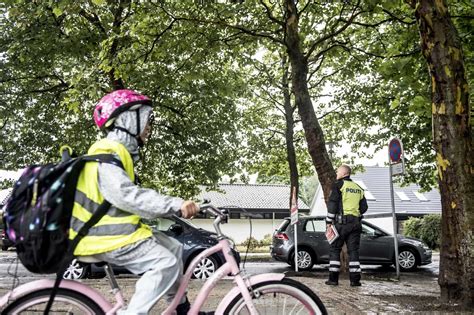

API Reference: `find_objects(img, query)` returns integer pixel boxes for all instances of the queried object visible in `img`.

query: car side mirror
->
[169,224,184,235]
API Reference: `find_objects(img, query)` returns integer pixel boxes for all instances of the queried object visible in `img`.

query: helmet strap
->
[110,108,145,147]
[114,126,136,137]
[135,109,145,147]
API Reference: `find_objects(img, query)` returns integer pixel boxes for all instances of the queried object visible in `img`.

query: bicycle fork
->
[234,273,260,315]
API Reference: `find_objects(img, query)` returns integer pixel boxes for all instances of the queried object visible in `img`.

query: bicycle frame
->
[0,278,114,312]
[0,203,290,315]
[0,262,125,315]
[163,237,284,315]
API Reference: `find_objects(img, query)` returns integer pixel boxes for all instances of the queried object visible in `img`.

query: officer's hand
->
[326,223,332,231]
[180,200,200,219]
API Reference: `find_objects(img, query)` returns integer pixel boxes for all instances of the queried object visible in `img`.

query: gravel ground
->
[0,250,472,314]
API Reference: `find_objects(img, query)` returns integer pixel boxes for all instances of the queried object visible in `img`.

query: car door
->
[303,218,330,263]
[359,222,393,264]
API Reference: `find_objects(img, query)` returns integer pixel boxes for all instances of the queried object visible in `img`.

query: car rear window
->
[305,219,326,232]
[276,219,290,232]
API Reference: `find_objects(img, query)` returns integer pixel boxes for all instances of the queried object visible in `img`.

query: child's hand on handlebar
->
[180,200,200,219]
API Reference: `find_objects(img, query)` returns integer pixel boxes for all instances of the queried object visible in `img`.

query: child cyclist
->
[70,89,207,314]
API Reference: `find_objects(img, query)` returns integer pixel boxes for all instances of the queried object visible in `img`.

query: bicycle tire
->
[224,278,327,315]
[1,288,105,315]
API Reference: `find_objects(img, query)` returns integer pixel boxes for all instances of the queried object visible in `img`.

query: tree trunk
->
[284,0,336,201]
[406,0,474,307]
[109,0,128,90]
[281,55,300,207]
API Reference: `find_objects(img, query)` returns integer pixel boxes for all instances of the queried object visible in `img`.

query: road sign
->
[392,162,404,176]
[389,138,403,163]
[388,138,404,279]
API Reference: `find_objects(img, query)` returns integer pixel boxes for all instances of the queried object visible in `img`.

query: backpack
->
[2,153,123,274]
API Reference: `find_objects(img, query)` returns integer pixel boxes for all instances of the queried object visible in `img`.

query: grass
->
[236,245,270,253]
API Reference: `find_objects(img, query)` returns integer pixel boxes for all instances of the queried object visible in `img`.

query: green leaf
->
[91,0,106,6]
[390,98,400,109]
[52,7,63,17]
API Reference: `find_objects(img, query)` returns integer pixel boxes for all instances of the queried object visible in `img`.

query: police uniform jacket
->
[326,176,368,224]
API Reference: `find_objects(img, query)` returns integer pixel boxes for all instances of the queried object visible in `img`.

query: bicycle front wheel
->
[2,288,105,315]
[224,278,327,315]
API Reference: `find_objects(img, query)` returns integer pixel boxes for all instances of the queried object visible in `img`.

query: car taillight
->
[275,233,289,241]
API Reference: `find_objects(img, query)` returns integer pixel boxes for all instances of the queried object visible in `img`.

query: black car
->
[271,216,432,271]
[63,216,240,280]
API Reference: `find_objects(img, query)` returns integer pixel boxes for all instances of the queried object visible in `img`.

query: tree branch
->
[305,0,363,60]
[158,103,186,118]
[259,0,285,26]
[382,9,416,25]
[26,83,69,94]
[317,105,343,120]
[309,68,342,89]
[79,9,107,35]
[298,0,311,17]
[144,18,178,62]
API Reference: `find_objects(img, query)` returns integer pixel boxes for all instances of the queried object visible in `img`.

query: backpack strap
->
[44,155,124,314]
[82,153,124,169]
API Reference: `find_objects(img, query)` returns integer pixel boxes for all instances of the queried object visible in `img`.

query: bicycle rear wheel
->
[2,288,105,315]
[224,278,327,315]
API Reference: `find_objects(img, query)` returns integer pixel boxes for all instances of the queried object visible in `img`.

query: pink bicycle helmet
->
[93,89,152,130]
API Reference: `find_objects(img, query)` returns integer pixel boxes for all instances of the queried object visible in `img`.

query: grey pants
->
[90,232,185,314]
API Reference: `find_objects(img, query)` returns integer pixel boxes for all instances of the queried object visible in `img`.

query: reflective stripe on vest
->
[74,190,131,218]
[70,138,152,256]
[340,180,364,217]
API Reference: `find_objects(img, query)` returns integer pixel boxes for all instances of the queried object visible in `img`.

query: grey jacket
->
[97,106,183,219]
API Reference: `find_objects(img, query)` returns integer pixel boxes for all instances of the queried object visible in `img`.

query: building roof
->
[311,166,441,217]
[197,183,310,213]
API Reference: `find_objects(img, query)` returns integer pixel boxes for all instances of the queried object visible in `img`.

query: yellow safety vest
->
[69,138,152,256]
[340,180,365,217]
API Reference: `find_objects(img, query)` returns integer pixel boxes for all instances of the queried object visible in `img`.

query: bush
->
[403,217,423,240]
[259,234,273,247]
[240,237,259,250]
[403,215,441,249]
[419,214,441,249]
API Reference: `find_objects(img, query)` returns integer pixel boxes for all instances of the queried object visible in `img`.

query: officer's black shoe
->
[350,281,362,287]
[325,280,338,286]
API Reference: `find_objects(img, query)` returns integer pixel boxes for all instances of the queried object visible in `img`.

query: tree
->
[405,0,473,307]
[319,1,472,191]
[0,1,248,197]
[240,51,314,203]
[184,1,384,199]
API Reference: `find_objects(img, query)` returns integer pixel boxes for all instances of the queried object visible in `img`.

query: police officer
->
[325,164,368,287]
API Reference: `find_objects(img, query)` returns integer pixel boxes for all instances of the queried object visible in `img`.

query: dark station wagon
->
[271,216,432,271]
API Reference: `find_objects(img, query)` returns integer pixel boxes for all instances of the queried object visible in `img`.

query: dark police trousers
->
[328,215,362,283]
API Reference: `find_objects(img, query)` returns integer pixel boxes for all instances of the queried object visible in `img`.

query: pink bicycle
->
[0,203,327,314]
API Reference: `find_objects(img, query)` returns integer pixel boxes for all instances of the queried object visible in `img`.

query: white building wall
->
[192,219,278,243]
[310,186,327,216]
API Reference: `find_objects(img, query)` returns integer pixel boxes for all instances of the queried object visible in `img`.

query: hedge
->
[403,214,441,249]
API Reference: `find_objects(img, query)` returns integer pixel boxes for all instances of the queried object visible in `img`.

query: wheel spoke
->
[225,279,326,314]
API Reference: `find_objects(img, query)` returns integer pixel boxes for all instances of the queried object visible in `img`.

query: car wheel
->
[192,256,218,280]
[291,249,314,271]
[1,246,8,251]
[398,248,417,271]
[63,259,89,280]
